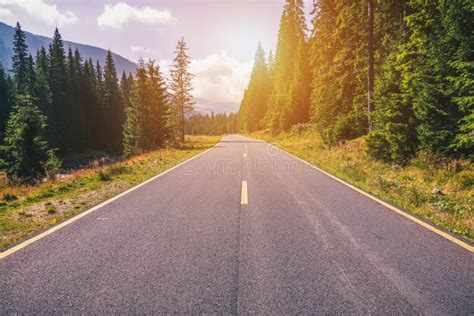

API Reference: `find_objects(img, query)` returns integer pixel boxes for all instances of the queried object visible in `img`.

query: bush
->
[366,122,417,165]
[323,112,366,145]
[290,123,314,135]
[2,192,18,202]
[366,131,391,162]
[45,204,56,214]
[97,169,111,181]
[45,150,62,181]
[107,163,128,176]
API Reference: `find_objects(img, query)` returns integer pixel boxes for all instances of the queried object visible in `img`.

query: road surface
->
[1,135,473,314]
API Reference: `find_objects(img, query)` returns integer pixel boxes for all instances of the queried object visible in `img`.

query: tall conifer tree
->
[169,37,194,142]
[34,47,53,144]
[0,95,54,183]
[11,23,29,95]
[0,63,12,136]
[266,0,309,131]
[102,50,123,149]
[238,43,272,131]
[48,28,67,149]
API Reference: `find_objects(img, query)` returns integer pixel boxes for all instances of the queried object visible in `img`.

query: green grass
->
[0,135,220,250]
[250,129,474,242]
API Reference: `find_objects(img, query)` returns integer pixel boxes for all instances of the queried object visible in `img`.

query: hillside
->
[0,22,136,75]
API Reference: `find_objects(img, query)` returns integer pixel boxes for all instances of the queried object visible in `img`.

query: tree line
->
[239,0,473,163]
[185,112,238,135]
[0,23,194,183]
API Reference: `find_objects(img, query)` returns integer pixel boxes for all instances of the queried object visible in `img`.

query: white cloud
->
[130,45,161,59]
[98,2,176,29]
[0,7,12,18]
[0,0,78,26]
[190,52,252,103]
[147,52,252,103]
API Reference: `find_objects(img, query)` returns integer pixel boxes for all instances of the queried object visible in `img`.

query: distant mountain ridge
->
[192,97,239,115]
[0,22,136,75]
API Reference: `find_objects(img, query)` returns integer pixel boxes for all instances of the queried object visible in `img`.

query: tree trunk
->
[181,99,185,143]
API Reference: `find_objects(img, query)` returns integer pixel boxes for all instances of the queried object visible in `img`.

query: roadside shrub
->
[366,122,417,165]
[107,163,128,176]
[290,123,314,135]
[366,130,391,162]
[2,192,18,202]
[97,169,111,181]
[457,174,473,190]
[45,150,62,181]
[320,113,365,146]
[45,204,56,214]
[411,152,444,171]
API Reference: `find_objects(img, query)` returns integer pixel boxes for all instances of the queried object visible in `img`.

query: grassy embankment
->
[0,135,220,250]
[251,130,473,242]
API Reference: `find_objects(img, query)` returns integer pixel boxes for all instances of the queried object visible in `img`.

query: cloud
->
[190,52,252,103]
[98,2,176,29]
[0,7,12,18]
[0,0,78,26]
[149,52,251,103]
[130,45,162,60]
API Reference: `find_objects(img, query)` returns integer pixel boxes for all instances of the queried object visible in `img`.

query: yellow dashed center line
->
[241,181,248,205]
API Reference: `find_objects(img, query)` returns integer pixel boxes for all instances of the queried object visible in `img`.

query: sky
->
[0,0,312,103]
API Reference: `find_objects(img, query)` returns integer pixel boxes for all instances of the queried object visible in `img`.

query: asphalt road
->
[1,135,473,314]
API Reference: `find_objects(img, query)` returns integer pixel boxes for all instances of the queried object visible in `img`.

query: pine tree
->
[238,43,272,131]
[365,1,418,163]
[48,28,67,150]
[444,0,474,157]
[0,95,56,183]
[102,50,123,150]
[366,0,472,161]
[288,36,311,126]
[366,41,417,163]
[123,60,146,156]
[120,71,133,107]
[267,50,274,75]
[143,60,170,148]
[65,47,85,150]
[25,54,36,96]
[74,48,87,148]
[0,62,12,136]
[96,60,103,94]
[266,0,309,132]
[83,58,100,148]
[185,113,238,135]
[123,59,170,156]
[169,37,194,142]
[11,22,29,95]
[309,0,368,144]
[403,0,472,157]
[34,47,53,144]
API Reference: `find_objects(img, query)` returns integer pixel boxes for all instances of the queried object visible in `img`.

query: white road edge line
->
[241,181,248,205]
[274,142,474,253]
[0,141,220,260]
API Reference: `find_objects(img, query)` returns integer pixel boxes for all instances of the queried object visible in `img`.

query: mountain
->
[192,97,239,115]
[0,22,136,75]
